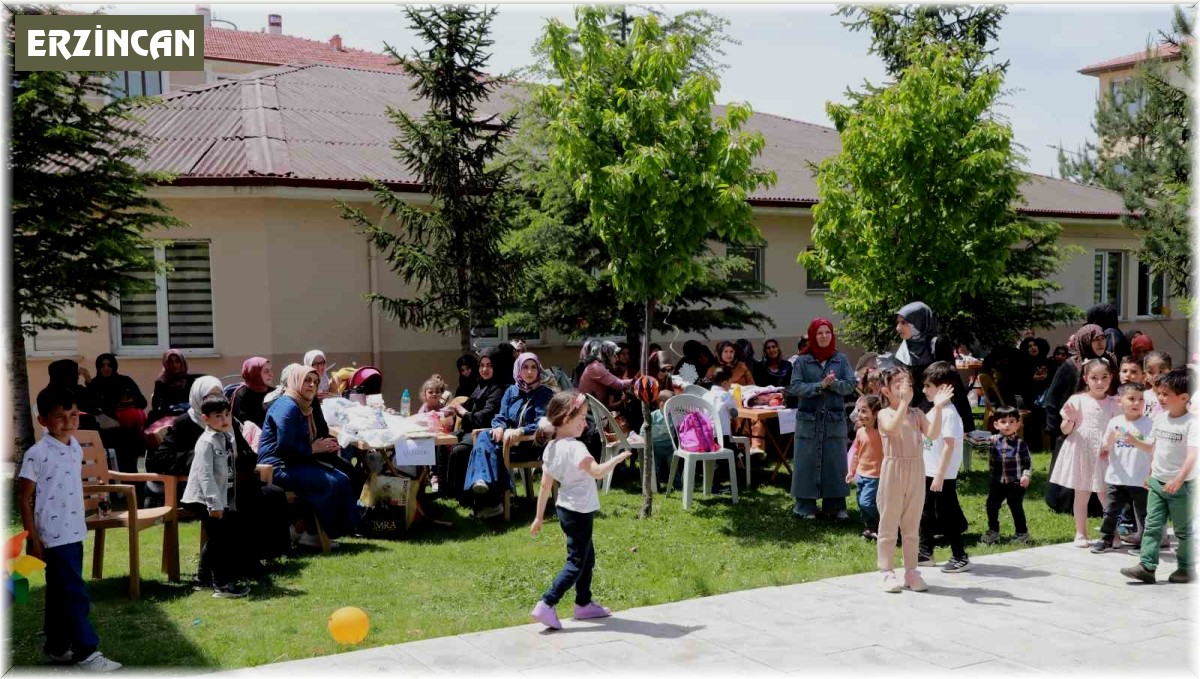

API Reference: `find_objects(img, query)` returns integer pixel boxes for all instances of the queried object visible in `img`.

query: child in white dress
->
[1050,358,1120,546]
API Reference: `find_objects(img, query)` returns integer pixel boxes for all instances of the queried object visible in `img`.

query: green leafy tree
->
[1059,6,1193,309]
[339,6,519,354]
[8,5,181,456]
[502,7,769,356]
[536,6,775,517]
[836,4,1008,80]
[803,40,1077,352]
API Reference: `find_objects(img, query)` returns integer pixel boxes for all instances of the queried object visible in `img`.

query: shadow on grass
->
[544,618,705,640]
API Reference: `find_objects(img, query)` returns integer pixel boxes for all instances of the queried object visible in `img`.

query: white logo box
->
[392,436,436,467]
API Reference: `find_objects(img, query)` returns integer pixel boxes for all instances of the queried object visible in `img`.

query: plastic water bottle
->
[400,389,411,417]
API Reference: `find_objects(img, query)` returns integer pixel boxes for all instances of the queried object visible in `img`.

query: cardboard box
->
[392,436,436,467]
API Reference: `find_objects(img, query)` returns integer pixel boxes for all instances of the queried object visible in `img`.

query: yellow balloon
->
[328,606,370,645]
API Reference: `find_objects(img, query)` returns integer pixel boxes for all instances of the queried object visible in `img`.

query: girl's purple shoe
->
[531,601,562,630]
[574,602,612,620]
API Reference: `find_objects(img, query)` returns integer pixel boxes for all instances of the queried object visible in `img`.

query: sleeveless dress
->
[1049,394,1119,493]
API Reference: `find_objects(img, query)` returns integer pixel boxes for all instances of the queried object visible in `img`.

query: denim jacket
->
[787,352,857,419]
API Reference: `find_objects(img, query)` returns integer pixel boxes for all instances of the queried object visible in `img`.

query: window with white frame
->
[23,309,79,356]
[112,71,163,98]
[1093,250,1125,311]
[727,246,765,292]
[1137,261,1170,317]
[114,241,214,352]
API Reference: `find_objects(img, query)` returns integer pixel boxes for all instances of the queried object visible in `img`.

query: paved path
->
[215,541,1194,676]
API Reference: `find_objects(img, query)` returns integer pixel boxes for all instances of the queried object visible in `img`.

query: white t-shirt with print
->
[922,406,964,480]
[18,435,88,549]
[1149,411,1200,483]
[1143,388,1161,419]
[541,438,601,514]
[1103,415,1153,486]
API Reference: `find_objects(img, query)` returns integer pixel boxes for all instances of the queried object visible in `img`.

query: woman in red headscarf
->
[786,318,857,520]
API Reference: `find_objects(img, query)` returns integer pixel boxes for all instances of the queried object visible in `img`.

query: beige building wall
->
[23,188,1190,435]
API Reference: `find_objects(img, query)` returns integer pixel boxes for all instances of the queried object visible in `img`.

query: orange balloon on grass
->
[328,606,370,645]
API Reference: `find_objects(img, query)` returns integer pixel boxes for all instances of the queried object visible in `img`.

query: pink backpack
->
[677,411,717,452]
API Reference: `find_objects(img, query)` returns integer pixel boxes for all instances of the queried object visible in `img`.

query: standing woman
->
[232,357,274,429]
[787,318,857,520]
[894,302,974,431]
[258,365,360,546]
[149,349,198,424]
[443,347,506,498]
[87,354,148,472]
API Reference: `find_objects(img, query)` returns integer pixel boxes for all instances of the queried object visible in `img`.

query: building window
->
[114,241,214,353]
[1137,261,1169,317]
[728,246,765,291]
[469,323,541,349]
[1108,77,1144,116]
[113,71,163,98]
[1093,250,1124,311]
[804,247,831,292]
[23,309,79,356]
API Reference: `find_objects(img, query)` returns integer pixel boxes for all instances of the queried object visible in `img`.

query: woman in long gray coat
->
[788,318,857,520]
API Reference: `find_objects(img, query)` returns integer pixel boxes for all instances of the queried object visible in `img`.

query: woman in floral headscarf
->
[787,318,857,520]
[148,349,198,424]
[461,352,554,519]
[231,357,274,428]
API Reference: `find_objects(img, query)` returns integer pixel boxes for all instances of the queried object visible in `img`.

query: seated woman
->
[146,376,292,566]
[677,340,715,384]
[303,349,332,397]
[147,349,198,425]
[752,339,792,388]
[707,341,755,387]
[462,352,553,519]
[87,354,148,473]
[231,357,274,429]
[258,365,362,546]
[443,347,505,496]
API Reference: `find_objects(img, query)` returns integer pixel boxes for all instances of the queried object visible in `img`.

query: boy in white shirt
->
[1121,368,1197,584]
[1092,382,1154,552]
[918,362,970,573]
[18,388,121,672]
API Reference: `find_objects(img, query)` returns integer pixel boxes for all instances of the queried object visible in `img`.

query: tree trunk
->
[9,320,34,462]
[638,298,655,519]
[459,322,471,356]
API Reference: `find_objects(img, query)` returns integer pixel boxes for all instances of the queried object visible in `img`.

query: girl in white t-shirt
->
[530,391,632,630]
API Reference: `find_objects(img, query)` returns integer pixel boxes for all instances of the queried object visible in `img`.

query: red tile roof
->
[1080,41,1186,75]
[135,62,1125,219]
[202,26,405,71]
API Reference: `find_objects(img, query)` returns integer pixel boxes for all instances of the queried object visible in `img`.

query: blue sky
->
[91,3,1180,177]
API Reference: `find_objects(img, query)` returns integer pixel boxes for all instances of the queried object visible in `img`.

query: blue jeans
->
[43,541,99,662]
[541,507,595,607]
[856,475,880,532]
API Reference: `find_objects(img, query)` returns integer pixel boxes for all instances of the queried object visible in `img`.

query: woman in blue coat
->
[787,318,858,520]
[258,364,359,546]
[463,352,553,519]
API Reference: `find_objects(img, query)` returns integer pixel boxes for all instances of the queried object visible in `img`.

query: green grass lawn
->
[9,449,1078,670]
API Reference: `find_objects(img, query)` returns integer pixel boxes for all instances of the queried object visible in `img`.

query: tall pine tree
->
[9,5,182,456]
[340,6,519,354]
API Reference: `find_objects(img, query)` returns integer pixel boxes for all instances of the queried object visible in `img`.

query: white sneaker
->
[1073,534,1090,548]
[471,480,489,495]
[76,652,122,672]
[297,532,323,549]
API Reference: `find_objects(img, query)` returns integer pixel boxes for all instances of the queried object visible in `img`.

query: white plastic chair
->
[662,394,739,509]
[683,384,708,397]
[584,394,645,493]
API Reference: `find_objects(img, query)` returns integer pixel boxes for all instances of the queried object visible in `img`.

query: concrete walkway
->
[216,542,1194,676]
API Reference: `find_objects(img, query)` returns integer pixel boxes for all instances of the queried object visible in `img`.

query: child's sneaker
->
[861,529,878,541]
[1120,532,1142,546]
[917,552,935,567]
[1120,563,1156,584]
[471,480,489,495]
[76,652,122,672]
[430,474,440,493]
[43,649,74,665]
[1089,536,1116,553]
[980,530,1000,545]
[531,600,563,629]
[904,569,928,592]
[1012,532,1032,545]
[191,573,213,591]
[1073,534,1090,548]
[574,601,612,619]
[1168,569,1196,584]
[212,583,251,599]
[941,556,971,573]
[881,571,902,593]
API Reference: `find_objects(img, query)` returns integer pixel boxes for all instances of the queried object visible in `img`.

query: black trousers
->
[236,478,292,561]
[1100,483,1148,538]
[986,480,1028,534]
[185,503,245,587]
[919,477,967,558]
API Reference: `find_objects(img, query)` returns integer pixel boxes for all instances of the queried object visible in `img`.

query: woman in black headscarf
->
[1085,303,1130,360]
[86,354,148,472]
[1016,337,1052,452]
[48,359,99,431]
[894,302,974,431]
[443,347,505,498]
[455,354,479,399]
